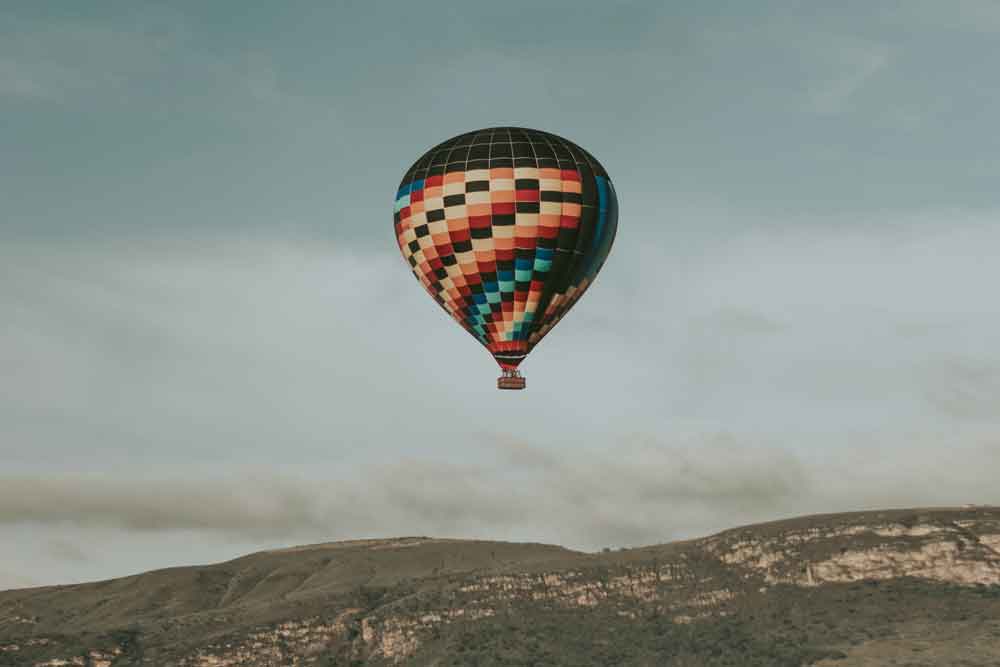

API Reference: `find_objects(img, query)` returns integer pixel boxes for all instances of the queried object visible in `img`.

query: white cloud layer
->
[2,431,997,588]
[2,217,998,586]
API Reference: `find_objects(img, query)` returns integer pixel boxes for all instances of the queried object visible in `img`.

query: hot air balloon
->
[393,127,618,390]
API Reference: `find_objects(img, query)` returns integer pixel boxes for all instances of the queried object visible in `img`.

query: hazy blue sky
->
[3,1,999,588]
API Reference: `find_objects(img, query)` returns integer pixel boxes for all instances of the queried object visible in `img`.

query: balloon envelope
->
[393,127,618,383]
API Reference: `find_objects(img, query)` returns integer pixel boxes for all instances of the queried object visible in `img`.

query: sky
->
[2,0,999,589]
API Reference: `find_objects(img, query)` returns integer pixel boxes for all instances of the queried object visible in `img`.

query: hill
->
[2,507,1000,665]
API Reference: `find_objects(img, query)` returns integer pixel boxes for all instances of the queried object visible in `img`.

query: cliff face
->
[2,507,999,666]
[705,511,1000,587]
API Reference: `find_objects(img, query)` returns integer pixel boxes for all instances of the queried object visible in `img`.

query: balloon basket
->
[497,369,526,390]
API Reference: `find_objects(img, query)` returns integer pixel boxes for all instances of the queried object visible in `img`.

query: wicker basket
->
[497,372,526,390]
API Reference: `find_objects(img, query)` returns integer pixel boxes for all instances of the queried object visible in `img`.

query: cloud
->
[1,237,451,467]
[890,0,1000,34]
[695,308,783,337]
[2,427,997,557]
[0,12,325,125]
[921,358,1000,421]
[0,16,167,101]
[46,539,91,564]
[0,476,329,538]
[806,40,891,115]
[4,212,999,469]
[0,59,66,100]
[2,218,998,579]
[0,434,800,547]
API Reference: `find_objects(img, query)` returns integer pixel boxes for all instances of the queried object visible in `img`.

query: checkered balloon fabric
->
[393,127,618,371]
